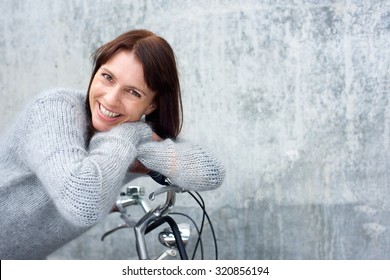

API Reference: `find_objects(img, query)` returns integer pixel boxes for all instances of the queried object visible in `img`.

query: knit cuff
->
[108,122,153,145]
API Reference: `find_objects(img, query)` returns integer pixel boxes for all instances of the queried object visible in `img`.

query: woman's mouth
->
[99,103,120,118]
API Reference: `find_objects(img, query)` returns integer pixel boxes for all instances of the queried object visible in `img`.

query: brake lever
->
[147,170,184,200]
[149,185,185,201]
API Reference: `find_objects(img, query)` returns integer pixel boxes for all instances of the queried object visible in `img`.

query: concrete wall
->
[1,0,389,259]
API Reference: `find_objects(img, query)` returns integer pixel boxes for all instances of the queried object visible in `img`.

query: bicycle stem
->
[134,190,176,260]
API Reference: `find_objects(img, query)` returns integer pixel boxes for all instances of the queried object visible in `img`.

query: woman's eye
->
[102,73,113,81]
[128,89,141,98]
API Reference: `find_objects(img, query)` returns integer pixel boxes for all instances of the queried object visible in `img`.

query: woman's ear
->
[144,102,157,115]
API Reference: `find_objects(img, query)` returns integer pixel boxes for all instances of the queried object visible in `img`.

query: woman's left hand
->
[128,159,149,173]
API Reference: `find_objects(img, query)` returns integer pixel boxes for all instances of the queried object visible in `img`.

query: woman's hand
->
[128,159,149,173]
[152,131,162,141]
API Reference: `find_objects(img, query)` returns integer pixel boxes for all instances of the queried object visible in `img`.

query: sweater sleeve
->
[137,139,225,191]
[21,92,152,227]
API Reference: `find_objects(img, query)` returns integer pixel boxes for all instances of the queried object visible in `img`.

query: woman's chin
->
[92,119,114,132]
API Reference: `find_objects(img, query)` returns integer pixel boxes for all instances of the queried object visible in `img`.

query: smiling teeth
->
[100,104,120,118]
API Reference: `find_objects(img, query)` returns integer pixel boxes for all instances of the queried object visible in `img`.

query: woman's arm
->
[21,91,152,227]
[136,138,225,191]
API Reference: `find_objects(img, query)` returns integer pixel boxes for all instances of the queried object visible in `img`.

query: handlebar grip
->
[148,170,170,186]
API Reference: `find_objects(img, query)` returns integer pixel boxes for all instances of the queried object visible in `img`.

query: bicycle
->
[101,171,218,260]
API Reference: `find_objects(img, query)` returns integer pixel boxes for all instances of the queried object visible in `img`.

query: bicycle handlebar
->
[103,171,186,259]
[147,170,173,186]
[103,170,216,260]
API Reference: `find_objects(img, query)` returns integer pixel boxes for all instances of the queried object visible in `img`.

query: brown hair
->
[86,29,183,140]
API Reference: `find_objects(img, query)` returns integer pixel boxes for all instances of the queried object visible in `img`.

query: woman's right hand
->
[152,131,162,142]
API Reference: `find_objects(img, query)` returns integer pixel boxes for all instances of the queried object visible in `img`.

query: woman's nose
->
[104,87,121,107]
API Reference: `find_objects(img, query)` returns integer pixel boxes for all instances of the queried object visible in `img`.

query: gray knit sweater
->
[0,89,224,259]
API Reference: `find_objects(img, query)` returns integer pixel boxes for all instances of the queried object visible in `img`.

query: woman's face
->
[89,50,156,132]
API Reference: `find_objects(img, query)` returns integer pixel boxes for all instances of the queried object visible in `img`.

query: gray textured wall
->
[1,0,390,259]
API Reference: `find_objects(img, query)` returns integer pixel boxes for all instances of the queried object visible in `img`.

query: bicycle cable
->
[148,170,218,260]
[187,191,218,260]
[170,212,204,259]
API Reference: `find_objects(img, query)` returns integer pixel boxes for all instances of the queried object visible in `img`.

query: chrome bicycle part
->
[148,185,184,201]
[102,172,218,260]
[159,223,190,248]
[118,186,151,213]
[157,249,177,260]
[134,189,178,259]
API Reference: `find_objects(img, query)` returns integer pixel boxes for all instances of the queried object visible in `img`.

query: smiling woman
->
[0,29,225,260]
[87,29,182,140]
[89,50,157,132]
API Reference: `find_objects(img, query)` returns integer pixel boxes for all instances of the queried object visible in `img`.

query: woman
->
[0,29,224,259]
